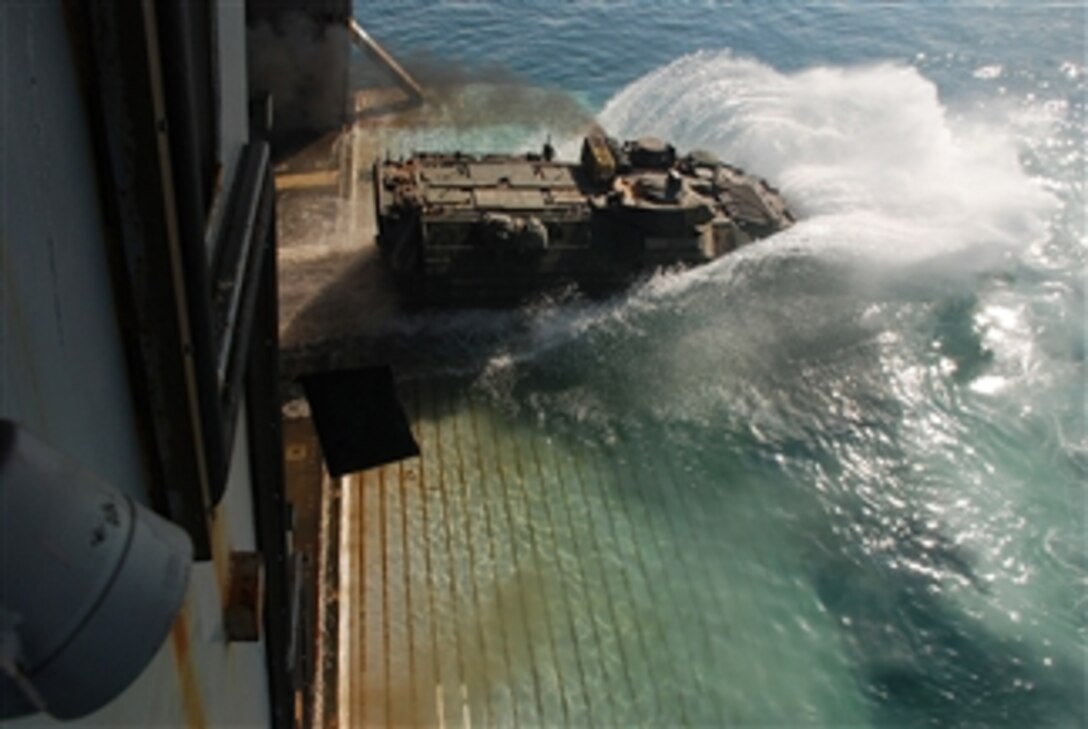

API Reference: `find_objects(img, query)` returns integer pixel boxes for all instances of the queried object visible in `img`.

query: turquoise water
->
[356,4,1085,726]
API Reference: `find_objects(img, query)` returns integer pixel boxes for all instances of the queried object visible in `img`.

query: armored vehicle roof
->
[373,134,794,306]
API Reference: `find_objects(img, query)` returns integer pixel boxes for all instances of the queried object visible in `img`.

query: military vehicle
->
[374,133,794,306]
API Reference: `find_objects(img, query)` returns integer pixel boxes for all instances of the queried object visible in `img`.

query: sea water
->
[355,4,1085,726]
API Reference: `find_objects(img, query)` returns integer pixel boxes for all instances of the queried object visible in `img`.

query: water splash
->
[431,51,1084,727]
[344,40,1087,725]
[599,51,1056,267]
[387,51,1062,385]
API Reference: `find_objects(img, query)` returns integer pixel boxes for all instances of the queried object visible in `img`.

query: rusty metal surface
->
[336,374,725,728]
[170,611,207,729]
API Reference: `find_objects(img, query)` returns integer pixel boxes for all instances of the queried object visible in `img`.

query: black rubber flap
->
[299,366,419,477]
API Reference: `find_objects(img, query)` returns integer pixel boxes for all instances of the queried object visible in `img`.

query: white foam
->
[973,64,1004,80]
[598,51,1056,268]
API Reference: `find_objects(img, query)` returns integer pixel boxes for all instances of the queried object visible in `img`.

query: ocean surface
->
[354,3,1086,726]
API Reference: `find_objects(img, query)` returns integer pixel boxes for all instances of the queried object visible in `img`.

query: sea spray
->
[599,51,1056,266]
[359,51,1060,374]
[426,50,1082,726]
[283,34,1083,725]
[334,3,1086,724]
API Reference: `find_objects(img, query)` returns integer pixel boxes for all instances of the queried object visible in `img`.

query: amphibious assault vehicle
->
[374,134,794,306]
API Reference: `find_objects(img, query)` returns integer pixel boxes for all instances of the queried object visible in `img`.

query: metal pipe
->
[346,17,424,105]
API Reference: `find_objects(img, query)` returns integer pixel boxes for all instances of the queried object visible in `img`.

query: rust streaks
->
[170,609,207,729]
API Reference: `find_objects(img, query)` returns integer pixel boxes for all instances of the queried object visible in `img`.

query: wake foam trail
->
[598,51,1055,268]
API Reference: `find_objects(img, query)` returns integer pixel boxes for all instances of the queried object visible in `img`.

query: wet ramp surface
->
[338,373,862,728]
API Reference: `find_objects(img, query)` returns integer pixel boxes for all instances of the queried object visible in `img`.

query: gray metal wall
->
[1,1,273,725]
[1,0,151,506]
